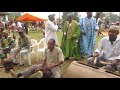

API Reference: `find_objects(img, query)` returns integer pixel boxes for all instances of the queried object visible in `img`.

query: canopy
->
[16,13,46,21]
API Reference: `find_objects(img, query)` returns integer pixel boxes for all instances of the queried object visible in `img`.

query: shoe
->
[36,71,43,78]
[10,69,18,78]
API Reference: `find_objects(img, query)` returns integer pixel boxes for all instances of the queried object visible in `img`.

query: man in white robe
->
[45,14,59,46]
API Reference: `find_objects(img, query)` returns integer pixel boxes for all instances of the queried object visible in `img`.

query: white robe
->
[45,20,58,45]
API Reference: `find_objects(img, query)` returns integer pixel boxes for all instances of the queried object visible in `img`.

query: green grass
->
[0,30,105,78]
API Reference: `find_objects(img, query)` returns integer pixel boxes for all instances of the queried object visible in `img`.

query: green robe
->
[61,20,81,60]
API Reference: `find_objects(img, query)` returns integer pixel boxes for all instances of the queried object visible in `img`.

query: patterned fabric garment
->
[18,35,31,52]
[1,37,15,49]
[0,37,15,59]
[79,17,99,56]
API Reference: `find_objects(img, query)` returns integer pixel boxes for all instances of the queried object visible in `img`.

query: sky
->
[23,12,120,19]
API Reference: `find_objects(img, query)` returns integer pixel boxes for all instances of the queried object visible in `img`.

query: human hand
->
[47,63,55,69]
[82,32,86,35]
[109,60,118,65]
[93,52,99,57]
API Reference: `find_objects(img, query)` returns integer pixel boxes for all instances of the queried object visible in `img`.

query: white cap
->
[110,25,120,31]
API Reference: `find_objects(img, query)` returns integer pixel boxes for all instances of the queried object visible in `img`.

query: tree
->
[62,12,72,22]
[73,12,79,22]
[62,12,79,23]
[103,12,119,23]
[62,12,73,26]
[8,12,23,21]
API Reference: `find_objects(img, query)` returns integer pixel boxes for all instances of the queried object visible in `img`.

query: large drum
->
[63,61,120,78]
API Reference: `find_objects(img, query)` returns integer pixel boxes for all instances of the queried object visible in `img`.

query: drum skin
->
[63,61,120,78]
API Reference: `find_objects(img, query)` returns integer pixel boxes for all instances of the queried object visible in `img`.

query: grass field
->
[0,30,105,78]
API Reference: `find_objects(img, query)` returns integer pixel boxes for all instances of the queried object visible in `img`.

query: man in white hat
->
[87,25,120,73]
[45,14,59,46]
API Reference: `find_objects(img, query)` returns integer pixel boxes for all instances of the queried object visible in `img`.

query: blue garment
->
[79,17,99,56]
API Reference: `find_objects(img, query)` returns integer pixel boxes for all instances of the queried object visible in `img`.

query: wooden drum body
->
[63,61,120,78]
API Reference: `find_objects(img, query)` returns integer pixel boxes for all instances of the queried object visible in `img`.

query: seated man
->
[10,29,31,65]
[10,39,64,78]
[87,25,120,73]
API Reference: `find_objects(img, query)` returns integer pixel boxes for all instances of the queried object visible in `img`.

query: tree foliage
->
[8,12,23,21]
[62,12,79,23]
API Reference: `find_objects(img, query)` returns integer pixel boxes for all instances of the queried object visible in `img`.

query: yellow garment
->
[66,20,78,39]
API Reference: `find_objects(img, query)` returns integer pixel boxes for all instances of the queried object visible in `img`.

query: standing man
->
[79,12,99,57]
[10,39,64,78]
[97,18,103,36]
[45,14,59,46]
[10,29,31,65]
[61,13,81,60]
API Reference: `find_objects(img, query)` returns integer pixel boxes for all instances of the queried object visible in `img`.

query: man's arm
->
[94,38,104,57]
[94,18,99,31]
[79,17,86,35]
[47,48,64,69]
[72,23,80,39]
[47,21,58,32]
[48,61,63,69]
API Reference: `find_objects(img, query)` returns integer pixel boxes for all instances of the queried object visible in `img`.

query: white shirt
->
[95,36,120,60]
[45,20,58,45]
[11,23,16,27]
[17,22,22,28]
[2,21,5,26]
[97,18,101,24]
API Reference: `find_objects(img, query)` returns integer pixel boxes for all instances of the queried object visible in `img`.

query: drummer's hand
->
[110,60,118,65]
[93,52,99,57]
[17,48,20,52]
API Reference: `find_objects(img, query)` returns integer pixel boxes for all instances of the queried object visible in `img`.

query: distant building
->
[0,12,11,22]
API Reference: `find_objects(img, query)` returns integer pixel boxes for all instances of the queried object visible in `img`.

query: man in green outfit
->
[61,13,81,60]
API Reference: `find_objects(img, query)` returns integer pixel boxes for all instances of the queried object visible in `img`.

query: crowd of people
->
[0,12,120,78]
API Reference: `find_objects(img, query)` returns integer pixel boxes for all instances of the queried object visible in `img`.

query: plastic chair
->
[37,38,47,60]
[21,39,38,65]
[29,39,38,64]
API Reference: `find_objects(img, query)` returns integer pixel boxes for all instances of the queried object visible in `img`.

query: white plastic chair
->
[30,39,38,62]
[23,39,38,65]
[37,38,47,60]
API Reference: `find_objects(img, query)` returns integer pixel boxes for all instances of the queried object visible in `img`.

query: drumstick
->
[99,61,112,65]
[93,57,97,64]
